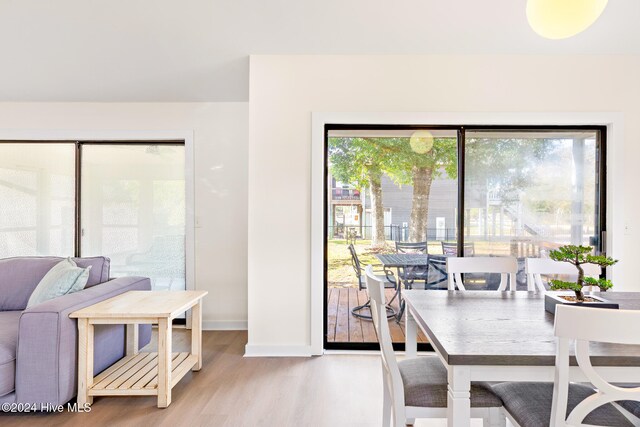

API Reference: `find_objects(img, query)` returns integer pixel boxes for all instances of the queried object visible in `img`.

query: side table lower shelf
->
[89,352,197,397]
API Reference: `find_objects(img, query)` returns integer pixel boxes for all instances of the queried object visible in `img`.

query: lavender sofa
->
[0,256,151,406]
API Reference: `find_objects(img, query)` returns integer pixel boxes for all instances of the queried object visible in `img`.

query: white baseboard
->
[202,320,248,330]
[244,344,312,357]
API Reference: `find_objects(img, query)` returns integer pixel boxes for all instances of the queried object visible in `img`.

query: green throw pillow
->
[26,258,92,308]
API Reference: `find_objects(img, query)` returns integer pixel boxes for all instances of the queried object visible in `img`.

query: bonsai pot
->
[544,292,619,315]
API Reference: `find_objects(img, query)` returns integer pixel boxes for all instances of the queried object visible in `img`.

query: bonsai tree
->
[549,245,618,301]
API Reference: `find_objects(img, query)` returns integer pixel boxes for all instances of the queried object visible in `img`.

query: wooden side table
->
[70,290,208,408]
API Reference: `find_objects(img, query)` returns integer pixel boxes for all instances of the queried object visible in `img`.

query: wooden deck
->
[326,287,429,344]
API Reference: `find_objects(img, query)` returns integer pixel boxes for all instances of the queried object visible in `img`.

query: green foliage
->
[327,136,458,189]
[549,245,593,263]
[548,244,618,294]
[549,245,618,268]
[465,137,552,202]
[550,279,582,292]
[584,277,614,291]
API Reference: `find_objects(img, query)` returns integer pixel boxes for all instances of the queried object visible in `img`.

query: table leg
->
[447,365,471,427]
[77,318,94,406]
[191,300,202,371]
[126,323,139,356]
[405,307,417,359]
[157,318,172,408]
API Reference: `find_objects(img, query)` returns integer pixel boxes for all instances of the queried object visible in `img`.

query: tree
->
[330,135,459,245]
[549,245,617,301]
[382,135,457,243]
[328,137,389,248]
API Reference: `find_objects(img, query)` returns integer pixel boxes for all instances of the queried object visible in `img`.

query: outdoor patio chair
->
[364,265,505,427]
[441,241,475,256]
[348,244,396,320]
[394,241,430,290]
[493,305,640,426]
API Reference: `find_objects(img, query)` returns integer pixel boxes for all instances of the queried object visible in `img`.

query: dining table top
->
[403,290,640,367]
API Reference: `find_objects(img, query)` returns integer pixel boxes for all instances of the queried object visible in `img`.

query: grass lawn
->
[327,239,441,288]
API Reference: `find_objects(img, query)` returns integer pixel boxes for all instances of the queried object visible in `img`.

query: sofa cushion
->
[26,259,91,308]
[0,311,21,397]
[0,256,110,311]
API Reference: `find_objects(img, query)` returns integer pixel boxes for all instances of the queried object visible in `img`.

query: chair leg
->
[393,408,404,427]
[352,298,396,320]
[388,288,399,305]
[487,407,506,427]
[382,370,392,427]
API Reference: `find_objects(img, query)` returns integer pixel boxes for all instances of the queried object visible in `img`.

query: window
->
[0,141,186,291]
[0,143,75,258]
[323,125,605,350]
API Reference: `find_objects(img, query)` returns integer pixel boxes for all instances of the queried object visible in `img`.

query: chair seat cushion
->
[619,400,640,418]
[492,382,634,427]
[398,356,502,408]
[0,311,21,397]
[615,384,640,418]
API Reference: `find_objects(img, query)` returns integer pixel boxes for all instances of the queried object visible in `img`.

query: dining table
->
[403,290,640,427]
[375,253,447,321]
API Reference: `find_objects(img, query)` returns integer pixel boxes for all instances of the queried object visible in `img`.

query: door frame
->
[311,112,624,355]
[0,129,195,295]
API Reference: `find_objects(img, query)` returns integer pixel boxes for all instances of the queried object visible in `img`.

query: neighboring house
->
[327,172,457,241]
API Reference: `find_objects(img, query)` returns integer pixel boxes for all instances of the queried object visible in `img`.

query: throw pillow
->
[26,258,92,308]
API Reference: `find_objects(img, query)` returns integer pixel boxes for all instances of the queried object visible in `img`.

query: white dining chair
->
[446,256,518,291]
[492,305,640,426]
[364,266,505,427]
[525,258,602,293]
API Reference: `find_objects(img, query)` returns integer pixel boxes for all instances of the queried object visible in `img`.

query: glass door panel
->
[464,130,601,290]
[0,143,75,257]
[325,127,458,348]
[81,144,185,290]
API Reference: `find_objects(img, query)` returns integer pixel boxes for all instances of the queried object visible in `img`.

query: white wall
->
[248,54,640,355]
[0,102,249,329]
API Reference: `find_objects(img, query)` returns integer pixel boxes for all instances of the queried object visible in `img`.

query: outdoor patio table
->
[375,253,447,321]
[403,290,640,427]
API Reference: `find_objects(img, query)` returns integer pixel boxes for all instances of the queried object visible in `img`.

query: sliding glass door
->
[323,125,605,350]
[464,129,603,289]
[81,144,185,290]
[324,127,459,350]
[0,143,75,258]
[0,141,186,291]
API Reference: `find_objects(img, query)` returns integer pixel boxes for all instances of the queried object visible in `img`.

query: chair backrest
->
[446,256,518,291]
[551,305,640,426]
[441,241,475,256]
[364,265,406,419]
[348,244,364,290]
[395,241,427,254]
[525,258,601,293]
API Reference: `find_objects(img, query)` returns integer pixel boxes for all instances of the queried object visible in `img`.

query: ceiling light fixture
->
[526,0,608,39]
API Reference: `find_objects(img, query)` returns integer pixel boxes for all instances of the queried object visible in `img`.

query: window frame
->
[322,124,607,351]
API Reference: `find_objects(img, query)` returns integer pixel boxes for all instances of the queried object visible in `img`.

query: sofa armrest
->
[15,277,152,405]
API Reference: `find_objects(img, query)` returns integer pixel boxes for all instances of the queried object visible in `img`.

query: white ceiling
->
[0,0,638,102]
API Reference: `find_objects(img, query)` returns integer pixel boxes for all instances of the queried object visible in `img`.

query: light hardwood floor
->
[1,330,486,427]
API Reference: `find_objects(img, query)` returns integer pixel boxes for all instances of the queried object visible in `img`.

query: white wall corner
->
[244,344,313,358]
